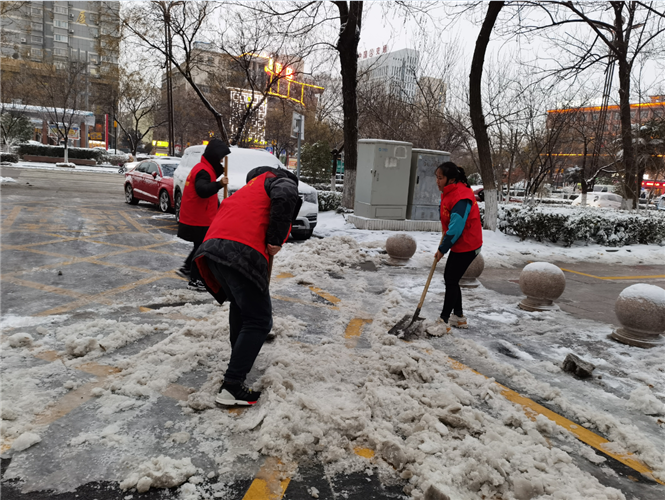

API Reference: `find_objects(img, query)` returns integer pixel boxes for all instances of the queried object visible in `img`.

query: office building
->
[358,48,419,101]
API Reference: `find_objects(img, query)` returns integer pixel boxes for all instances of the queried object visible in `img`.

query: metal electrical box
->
[407,149,451,221]
[354,139,413,219]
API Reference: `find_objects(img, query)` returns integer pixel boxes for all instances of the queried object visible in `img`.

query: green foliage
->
[300,141,331,184]
[467,173,482,185]
[317,190,342,212]
[17,144,102,161]
[0,152,19,163]
[1,112,33,146]
[481,205,665,247]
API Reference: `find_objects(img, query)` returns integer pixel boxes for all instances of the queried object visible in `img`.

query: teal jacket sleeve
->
[439,199,471,254]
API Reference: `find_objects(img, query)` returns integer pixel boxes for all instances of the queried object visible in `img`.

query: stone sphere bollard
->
[518,262,566,312]
[385,234,417,265]
[611,284,665,348]
[460,253,484,288]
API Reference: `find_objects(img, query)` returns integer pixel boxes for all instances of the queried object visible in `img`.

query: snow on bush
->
[317,190,342,212]
[11,432,41,452]
[119,456,196,492]
[486,205,665,247]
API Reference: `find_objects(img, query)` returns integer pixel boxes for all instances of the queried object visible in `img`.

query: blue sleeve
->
[439,199,471,254]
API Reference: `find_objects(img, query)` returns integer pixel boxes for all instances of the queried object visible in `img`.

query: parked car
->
[571,192,623,208]
[657,195,665,211]
[124,158,180,212]
[173,146,319,240]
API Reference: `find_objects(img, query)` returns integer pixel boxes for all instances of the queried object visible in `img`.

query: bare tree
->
[469,1,504,230]
[34,61,88,163]
[116,70,167,156]
[516,1,665,209]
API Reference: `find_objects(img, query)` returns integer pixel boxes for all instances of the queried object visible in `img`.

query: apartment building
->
[358,48,419,101]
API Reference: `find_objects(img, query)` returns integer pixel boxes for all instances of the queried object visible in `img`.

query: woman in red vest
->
[194,166,302,406]
[177,139,230,291]
[428,162,483,336]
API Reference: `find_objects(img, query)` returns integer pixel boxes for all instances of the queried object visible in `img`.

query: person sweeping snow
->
[427,162,483,336]
[176,139,230,291]
[193,166,301,406]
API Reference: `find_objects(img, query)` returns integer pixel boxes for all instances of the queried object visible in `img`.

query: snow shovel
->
[388,235,444,339]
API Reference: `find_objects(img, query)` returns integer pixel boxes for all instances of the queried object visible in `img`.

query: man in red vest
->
[194,166,302,406]
[177,139,230,291]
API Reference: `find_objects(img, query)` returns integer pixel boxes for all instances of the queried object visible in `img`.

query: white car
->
[173,145,318,240]
[657,195,665,211]
[571,192,624,208]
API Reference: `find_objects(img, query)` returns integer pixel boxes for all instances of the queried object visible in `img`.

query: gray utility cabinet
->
[354,139,413,219]
[407,149,451,221]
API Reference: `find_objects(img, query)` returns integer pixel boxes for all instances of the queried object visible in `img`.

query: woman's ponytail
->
[435,161,470,187]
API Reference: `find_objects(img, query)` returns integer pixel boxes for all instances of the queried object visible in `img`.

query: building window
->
[31,7,43,17]
[31,22,43,31]
[89,27,99,37]
[54,6,68,15]
[54,20,69,29]
[54,34,69,43]
[30,48,43,59]
[88,13,98,24]
[89,53,98,63]
[53,47,68,57]
[54,61,66,70]
[89,66,98,75]
[31,35,43,44]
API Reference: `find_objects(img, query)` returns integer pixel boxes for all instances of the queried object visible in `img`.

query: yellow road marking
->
[242,457,293,500]
[559,267,665,281]
[162,384,193,401]
[354,447,375,459]
[118,210,150,235]
[1,206,22,230]
[272,294,339,310]
[344,318,373,348]
[308,286,341,305]
[275,272,295,280]
[446,357,664,485]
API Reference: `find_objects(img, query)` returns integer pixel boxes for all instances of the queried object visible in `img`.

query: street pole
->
[296,117,301,180]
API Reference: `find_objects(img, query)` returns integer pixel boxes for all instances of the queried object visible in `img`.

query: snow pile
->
[11,432,41,452]
[7,332,33,348]
[0,176,18,183]
[65,337,99,357]
[628,386,665,415]
[276,236,382,277]
[119,456,197,492]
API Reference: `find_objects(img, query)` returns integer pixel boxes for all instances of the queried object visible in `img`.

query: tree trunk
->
[581,140,588,206]
[469,1,504,230]
[336,2,362,210]
[64,142,69,163]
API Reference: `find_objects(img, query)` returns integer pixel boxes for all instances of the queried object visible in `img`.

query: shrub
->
[489,205,665,247]
[0,152,18,163]
[17,143,102,161]
[317,190,342,212]
[100,152,130,166]
[301,141,331,184]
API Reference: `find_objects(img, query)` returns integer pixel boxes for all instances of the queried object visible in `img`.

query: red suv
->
[124,159,179,212]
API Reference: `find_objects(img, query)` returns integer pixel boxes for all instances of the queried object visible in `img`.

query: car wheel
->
[159,190,171,213]
[174,190,182,222]
[125,184,139,205]
[290,229,313,241]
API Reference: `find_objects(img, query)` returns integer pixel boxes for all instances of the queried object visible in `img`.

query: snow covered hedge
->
[492,205,665,247]
[17,144,102,161]
[0,152,18,163]
[317,190,342,212]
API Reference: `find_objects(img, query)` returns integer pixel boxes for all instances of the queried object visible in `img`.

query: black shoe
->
[215,382,261,406]
[176,266,190,279]
[187,279,206,292]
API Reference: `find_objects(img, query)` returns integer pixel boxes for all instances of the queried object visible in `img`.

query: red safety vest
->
[204,171,290,261]
[440,182,483,253]
[179,157,218,227]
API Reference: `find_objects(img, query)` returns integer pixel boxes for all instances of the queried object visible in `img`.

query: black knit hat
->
[203,138,231,176]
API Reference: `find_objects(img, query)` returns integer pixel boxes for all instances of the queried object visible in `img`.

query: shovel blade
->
[388,314,412,336]
[402,319,425,340]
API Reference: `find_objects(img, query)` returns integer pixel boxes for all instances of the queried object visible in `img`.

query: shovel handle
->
[223,156,229,199]
[268,255,274,284]
[416,234,445,311]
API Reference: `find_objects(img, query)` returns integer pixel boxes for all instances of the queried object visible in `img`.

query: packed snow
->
[1,218,663,499]
[0,176,18,183]
[619,283,665,306]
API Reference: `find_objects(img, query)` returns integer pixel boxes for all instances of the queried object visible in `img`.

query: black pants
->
[184,242,202,281]
[441,249,479,322]
[207,260,272,384]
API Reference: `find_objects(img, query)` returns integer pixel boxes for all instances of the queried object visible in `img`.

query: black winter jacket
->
[194,166,302,293]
